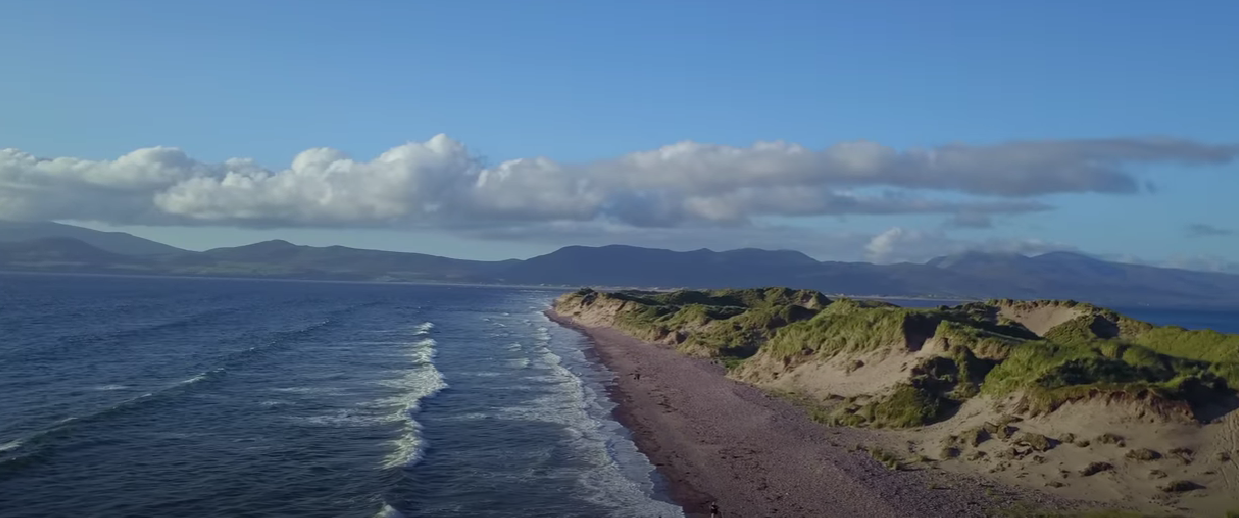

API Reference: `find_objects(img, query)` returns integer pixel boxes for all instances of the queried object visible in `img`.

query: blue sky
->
[1,0,1236,266]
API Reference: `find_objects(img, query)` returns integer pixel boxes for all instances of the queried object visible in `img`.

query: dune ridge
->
[553,288,1239,516]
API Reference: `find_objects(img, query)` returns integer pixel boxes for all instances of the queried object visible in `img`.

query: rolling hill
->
[0,221,185,255]
[1,223,1238,307]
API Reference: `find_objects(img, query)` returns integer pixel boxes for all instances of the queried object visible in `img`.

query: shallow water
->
[0,274,681,517]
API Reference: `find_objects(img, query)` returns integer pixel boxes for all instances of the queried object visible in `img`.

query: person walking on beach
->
[709,501,720,518]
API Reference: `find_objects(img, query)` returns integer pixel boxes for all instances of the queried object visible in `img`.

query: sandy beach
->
[547,310,1063,518]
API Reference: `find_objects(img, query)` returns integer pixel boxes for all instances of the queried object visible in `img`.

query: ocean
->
[2,277,1237,517]
[0,274,682,518]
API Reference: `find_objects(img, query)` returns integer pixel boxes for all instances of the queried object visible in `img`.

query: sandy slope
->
[895,396,1239,517]
[548,310,1064,518]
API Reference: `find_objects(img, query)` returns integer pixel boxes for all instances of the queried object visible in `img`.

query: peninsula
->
[551,287,1239,517]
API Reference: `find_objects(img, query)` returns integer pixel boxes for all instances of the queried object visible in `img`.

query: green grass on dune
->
[979,309,1239,411]
[935,319,1028,360]
[1135,326,1239,363]
[936,342,996,399]
[558,288,1239,427]
[856,384,949,428]
[982,338,1234,414]
[645,287,830,310]
[680,303,815,356]
[763,304,925,359]
[595,288,824,356]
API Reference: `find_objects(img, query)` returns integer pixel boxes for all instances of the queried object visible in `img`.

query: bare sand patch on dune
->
[997,303,1087,336]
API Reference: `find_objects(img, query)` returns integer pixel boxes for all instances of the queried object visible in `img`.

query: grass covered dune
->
[556,287,1239,429]
[554,287,1239,516]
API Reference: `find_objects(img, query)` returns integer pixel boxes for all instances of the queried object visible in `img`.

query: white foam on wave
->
[499,320,684,517]
[437,411,490,422]
[91,384,130,391]
[0,438,24,453]
[270,386,349,396]
[295,323,445,435]
[533,326,551,344]
[382,330,447,469]
[372,503,407,518]
[492,349,587,425]
[179,373,209,385]
[302,410,398,428]
[176,368,225,387]
[459,371,501,378]
[341,341,415,347]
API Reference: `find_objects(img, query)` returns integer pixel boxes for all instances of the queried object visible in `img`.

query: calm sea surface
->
[0,274,682,517]
[2,276,1237,517]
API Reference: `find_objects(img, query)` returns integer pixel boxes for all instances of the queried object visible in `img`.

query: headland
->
[551,288,1239,517]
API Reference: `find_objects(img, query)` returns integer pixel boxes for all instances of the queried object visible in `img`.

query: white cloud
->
[152,136,484,226]
[865,227,918,262]
[1,135,1234,230]
[864,227,1073,263]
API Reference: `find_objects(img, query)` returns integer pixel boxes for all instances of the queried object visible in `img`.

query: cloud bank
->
[1186,223,1234,237]
[2,135,1234,231]
[862,227,1073,263]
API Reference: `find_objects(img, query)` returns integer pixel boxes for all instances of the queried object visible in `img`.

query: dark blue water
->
[0,274,682,518]
[1115,306,1239,334]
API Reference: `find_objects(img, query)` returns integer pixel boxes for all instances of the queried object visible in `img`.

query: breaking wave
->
[382,327,447,470]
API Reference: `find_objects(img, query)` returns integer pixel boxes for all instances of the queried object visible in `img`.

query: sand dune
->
[548,310,1068,517]
[553,288,1239,516]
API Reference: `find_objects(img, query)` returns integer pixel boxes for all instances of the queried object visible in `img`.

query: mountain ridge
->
[1,223,1238,308]
[0,221,186,255]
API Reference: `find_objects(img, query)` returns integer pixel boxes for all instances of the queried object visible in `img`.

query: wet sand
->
[548,310,1058,518]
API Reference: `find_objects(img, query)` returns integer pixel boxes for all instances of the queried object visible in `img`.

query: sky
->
[1,0,1237,268]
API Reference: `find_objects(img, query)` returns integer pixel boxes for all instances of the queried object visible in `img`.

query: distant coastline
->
[0,269,571,291]
[5,224,1239,308]
[8,269,1239,313]
[0,269,970,302]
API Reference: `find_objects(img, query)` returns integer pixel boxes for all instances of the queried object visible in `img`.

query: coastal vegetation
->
[555,287,1239,516]
[556,288,1239,428]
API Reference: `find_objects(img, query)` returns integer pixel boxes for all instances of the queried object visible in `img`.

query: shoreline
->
[547,309,1061,517]
[572,329,714,516]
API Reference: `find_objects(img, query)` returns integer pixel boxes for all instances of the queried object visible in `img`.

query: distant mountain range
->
[1,221,1238,308]
[0,221,185,255]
